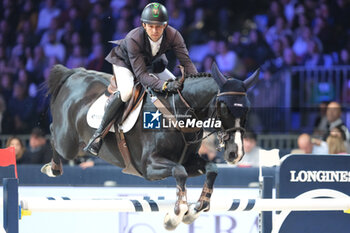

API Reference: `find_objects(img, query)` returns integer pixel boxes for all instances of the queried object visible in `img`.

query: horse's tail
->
[47,64,75,103]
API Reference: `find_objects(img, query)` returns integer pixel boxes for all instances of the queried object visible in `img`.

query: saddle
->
[106,76,145,122]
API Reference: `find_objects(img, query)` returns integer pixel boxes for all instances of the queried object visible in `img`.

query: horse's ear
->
[211,62,227,88]
[243,68,260,89]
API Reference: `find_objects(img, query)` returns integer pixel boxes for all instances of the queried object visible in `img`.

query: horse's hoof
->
[164,204,188,230]
[40,163,62,177]
[182,204,200,225]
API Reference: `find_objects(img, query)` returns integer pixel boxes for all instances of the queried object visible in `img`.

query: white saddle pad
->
[86,94,143,133]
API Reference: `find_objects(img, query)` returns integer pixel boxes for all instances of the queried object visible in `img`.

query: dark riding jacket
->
[105,26,197,91]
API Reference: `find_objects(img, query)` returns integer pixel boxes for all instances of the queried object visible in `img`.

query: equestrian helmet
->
[141,2,168,25]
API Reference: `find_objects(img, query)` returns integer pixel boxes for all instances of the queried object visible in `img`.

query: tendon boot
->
[84,91,124,156]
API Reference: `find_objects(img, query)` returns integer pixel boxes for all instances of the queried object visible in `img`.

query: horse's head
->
[211,63,259,164]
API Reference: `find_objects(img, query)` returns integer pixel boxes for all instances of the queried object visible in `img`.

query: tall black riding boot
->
[84,91,124,156]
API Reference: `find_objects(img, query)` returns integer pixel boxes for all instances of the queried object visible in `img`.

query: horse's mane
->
[46,65,75,103]
[47,65,112,103]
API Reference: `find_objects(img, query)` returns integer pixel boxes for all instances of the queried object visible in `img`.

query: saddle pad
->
[86,94,143,133]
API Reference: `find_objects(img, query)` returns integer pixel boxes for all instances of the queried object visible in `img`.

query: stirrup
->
[84,136,103,156]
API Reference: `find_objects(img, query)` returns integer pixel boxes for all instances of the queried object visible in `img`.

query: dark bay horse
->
[43,63,259,229]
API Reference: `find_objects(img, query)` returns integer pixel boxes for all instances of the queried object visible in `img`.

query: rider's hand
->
[163,80,183,93]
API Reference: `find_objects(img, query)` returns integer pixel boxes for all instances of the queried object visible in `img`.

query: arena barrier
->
[274,154,350,233]
[2,178,350,233]
[2,154,350,233]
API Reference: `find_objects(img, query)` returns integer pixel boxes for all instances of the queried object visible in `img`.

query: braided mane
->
[185,72,212,79]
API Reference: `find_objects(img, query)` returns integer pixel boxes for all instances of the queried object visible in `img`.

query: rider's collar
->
[148,35,163,56]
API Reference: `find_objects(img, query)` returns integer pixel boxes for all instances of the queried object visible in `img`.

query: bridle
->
[176,90,247,150]
[171,67,248,162]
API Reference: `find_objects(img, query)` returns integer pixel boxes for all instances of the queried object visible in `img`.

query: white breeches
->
[113,65,176,103]
[113,65,134,102]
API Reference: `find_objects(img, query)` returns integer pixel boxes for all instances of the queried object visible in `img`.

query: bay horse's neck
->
[180,77,218,119]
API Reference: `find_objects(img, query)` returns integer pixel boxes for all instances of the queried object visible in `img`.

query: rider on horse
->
[84,2,198,156]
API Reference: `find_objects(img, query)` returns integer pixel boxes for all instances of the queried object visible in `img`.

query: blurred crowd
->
[0,0,350,136]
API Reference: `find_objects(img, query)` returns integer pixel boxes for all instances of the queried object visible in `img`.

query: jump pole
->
[19,197,350,213]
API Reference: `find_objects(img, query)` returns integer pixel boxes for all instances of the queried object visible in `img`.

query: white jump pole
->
[19,198,350,213]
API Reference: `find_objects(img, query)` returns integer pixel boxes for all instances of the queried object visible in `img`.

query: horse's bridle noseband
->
[215,91,247,150]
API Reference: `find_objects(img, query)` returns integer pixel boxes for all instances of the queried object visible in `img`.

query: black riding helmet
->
[141,2,168,25]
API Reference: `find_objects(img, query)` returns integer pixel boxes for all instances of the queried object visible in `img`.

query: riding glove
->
[163,80,183,93]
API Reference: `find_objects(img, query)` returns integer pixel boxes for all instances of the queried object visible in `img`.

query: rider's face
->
[143,23,167,42]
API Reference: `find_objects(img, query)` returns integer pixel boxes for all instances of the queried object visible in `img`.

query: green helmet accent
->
[141,2,168,25]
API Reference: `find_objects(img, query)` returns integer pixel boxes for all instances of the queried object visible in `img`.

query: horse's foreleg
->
[183,161,218,225]
[41,148,63,177]
[144,157,189,230]
[41,130,64,177]
[195,162,217,211]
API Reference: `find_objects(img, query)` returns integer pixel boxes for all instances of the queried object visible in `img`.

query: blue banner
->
[277,154,350,233]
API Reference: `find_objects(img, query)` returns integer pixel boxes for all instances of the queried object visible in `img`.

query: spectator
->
[166,0,185,31]
[303,39,325,66]
[313,101,329,138]
[292,133,328,154]
[281,46,297,67]
[7,81,36,134]
[215,40,239,76]
[238,131,280,167]
[326,127,347,154]
[36,0,61,34]
[112,18,131,41]
[11,32,27,58]
[0,73,13,103]
[245,29,273,69]
[59,5,83,32]
[280,0,296,27]
[86,44,110,72]
[323,101,350,151]
[251,67,284,132]
[337,48,350,65]
[228,31,246,58]
[183,8,209,46]
[19,0,38,35]
[238,131,260,167]
[5,136,31,164]
[27,127,53,164]
[60,21,74,49]
[292,26,313,60]
[25,45,48,84]
[66,45,86,69]
[199,54,215,73]
[312,16,333,54]
[267,1,284,27]
[265,16,292,46]
[40,17,64,46]
[42,30,66,62]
